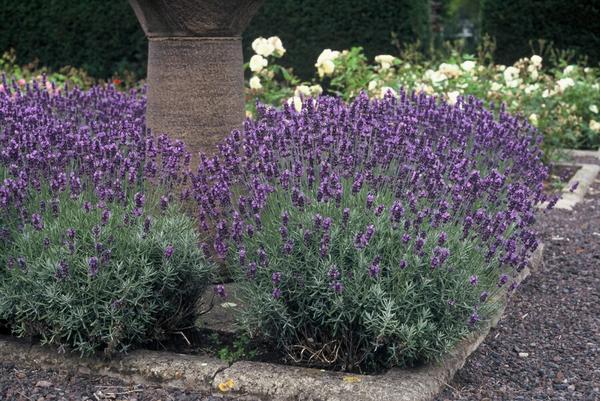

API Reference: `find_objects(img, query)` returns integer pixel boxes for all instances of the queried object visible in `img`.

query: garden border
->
[0,245,543,401]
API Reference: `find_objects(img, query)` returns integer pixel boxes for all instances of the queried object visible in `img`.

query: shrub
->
[246,39,600,153]
[481,0,600,66]
[0,191,211,355]
[0,79,213,355]
[191,93,554,371]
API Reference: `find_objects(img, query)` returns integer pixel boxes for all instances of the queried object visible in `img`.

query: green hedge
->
[481,0,600,65]
[0,0,432,79]
[244,0,432,78]
[0,0,147,78]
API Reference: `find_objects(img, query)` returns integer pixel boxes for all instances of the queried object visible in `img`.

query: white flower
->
[415,83,434,95]
[563,65,576,76]
[439,63,461,78]
[503,66,520,86]
[460,60,476,72]
[446,91,460,105]
[590,104,599,114]
[249,76,262,90]
[287,96,303,112]
[294,85,311,97]
[524,84,539,94]
[378,86,397,98]
[245,110,253,118]
[368,80,379,91]
[315,49,340,77]
[249,55,268,73]
[268,36,286,57]
[491,82,503,91]
[309,84,323,96]
[530,55,542,67]
[252,37,275,57]
[529,113,539,126]
[542,88,555,98]
[375,54,396,70]
[590,119,600,132]
[557,77,575,92]
[424,69,448,84]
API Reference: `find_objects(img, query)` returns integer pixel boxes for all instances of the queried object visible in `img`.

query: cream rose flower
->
[460,60,476,72]
[252,37,275,57]
[249,55,268,73]
[375,54,396,70]
[268,36,286,57]
[529,113,539,126]
[563,65,576,76]
[439,63,461,78]
[287,96,302,112]
[590,119,600,132]
[315,49,340,77]
[446,91,460,106]
[530,55,542,67]
[590,104,599,114]
[294,85,311,97]
[249,76,262,90]
[557,77,575,92]
[309,84,323,96]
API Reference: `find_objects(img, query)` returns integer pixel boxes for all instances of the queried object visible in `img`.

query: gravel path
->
[437,175,600,400]
[1,165,598,401]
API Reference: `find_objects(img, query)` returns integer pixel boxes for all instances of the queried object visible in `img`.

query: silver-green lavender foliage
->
[191,93,551,371]
[0,190,213,355]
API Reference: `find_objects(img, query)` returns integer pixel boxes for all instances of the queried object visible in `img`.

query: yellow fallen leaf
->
[343,376,362,383]
[218,378,235,392]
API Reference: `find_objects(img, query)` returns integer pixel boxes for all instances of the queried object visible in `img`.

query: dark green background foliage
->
[480,0,600,65]
[244,0,432,78]
[0,0,147,78]
[0,0,432,79]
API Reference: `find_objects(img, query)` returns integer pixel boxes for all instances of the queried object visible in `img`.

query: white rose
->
[439,63,461,78]
[557,77,575,92]
[249,55,268,73]
[252,37,275,57]
[503,66,520,83]
[524,84,539,94]
[424,69,448,85]
[529,113,539,126]
[460,60,476,72]
[249,76,262,90]
[416,83,434,95]
[590,119,600,132]
[491,82,503,91]
[287,96,302,112]
[315,49,340,77]
[294,85,311,97]
[530,55,542,67]
[530,69,539,81]
[542,89,555,98]
[563,65,576,76]
[268,36,286,57]
[368,80,379,91]
[375,54,396,70]
[446,91,460,105]
[309,84,323,96]
[590,104,599,114]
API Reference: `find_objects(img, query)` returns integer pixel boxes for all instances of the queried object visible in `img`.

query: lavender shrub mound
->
[0,79,214,355]
[192,92,556,371]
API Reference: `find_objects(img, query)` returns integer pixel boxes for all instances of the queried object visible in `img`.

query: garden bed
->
[0,245,543,401]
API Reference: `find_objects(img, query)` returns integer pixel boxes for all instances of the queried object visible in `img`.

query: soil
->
[1,155,598,401]
[544,164,579,193]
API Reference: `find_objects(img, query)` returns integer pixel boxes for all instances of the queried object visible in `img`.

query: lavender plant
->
[192,92,555,371]
[0,78,213,355]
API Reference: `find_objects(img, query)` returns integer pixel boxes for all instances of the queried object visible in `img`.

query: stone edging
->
[553,163,600,210]
[0,246,544,401]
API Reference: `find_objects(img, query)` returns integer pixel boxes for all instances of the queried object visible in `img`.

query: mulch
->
[1,157,599,401]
